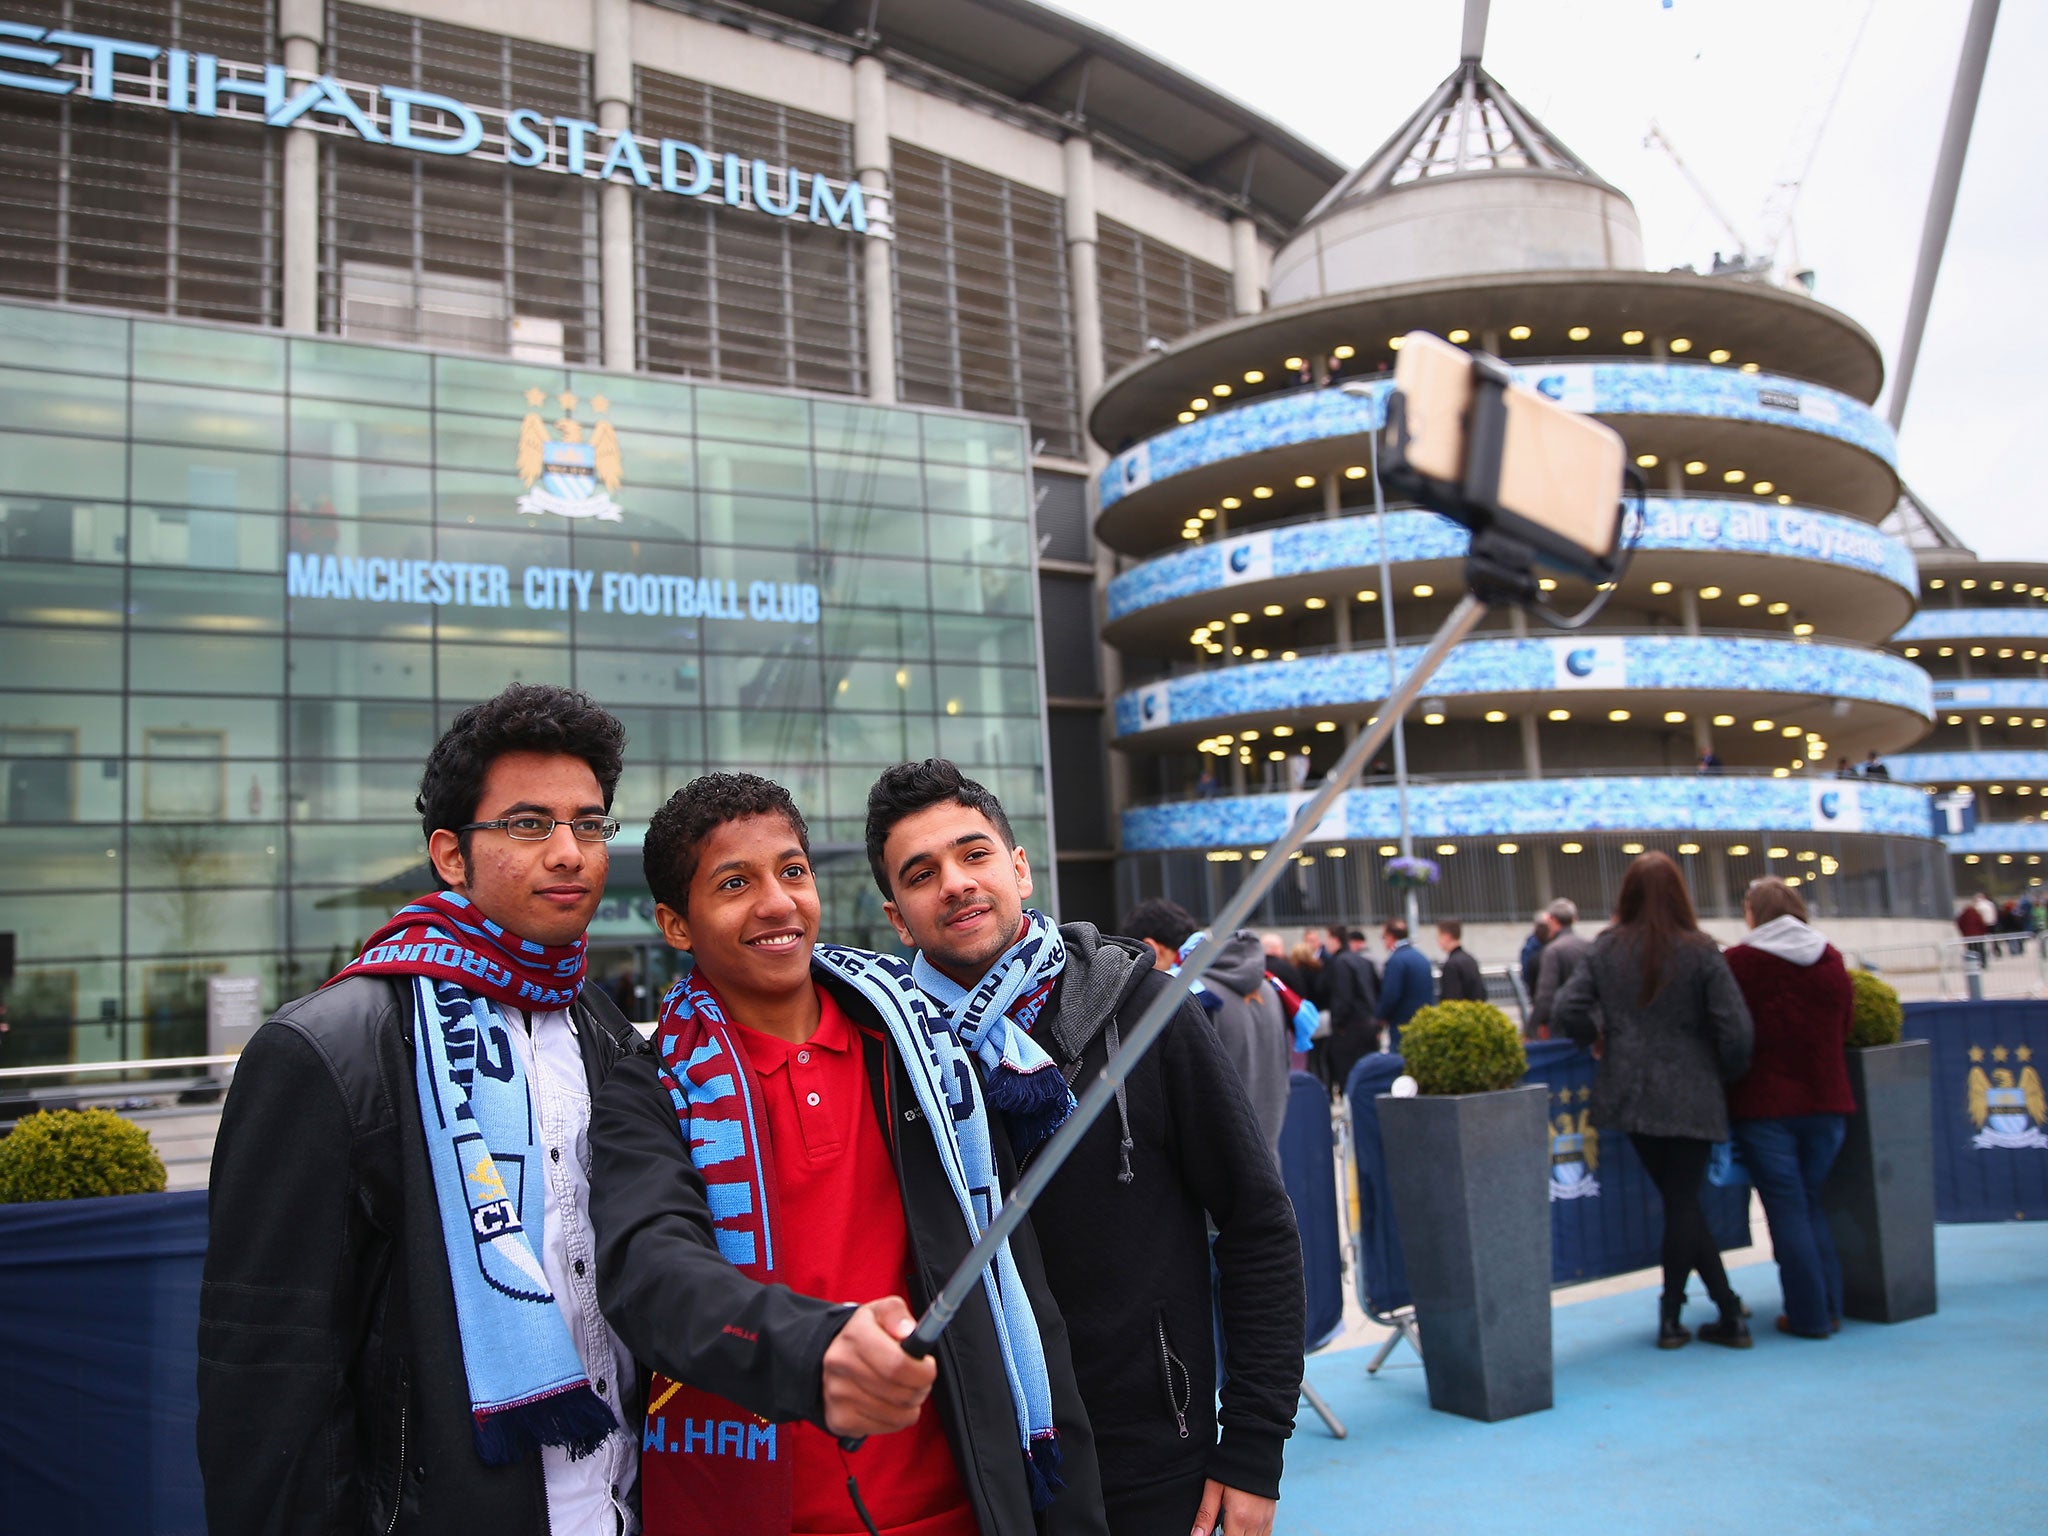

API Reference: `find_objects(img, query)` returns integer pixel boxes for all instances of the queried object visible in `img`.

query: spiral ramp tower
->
[1879,494,2048,898]
[1091,48,1954,945]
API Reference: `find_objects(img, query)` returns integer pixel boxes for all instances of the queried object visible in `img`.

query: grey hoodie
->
[1202,930,1293,1163]
[1739,914,1829,966]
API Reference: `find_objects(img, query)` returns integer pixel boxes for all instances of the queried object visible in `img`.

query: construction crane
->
[1642,121,1763,272]
[1644,0,1874,289]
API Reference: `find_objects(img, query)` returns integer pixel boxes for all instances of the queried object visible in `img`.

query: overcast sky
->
[1052,0,2041,560]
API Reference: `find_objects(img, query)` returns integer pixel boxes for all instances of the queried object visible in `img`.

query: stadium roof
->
[1885,483,1973,556]
[1294,56,1619,236]
[655,0,1349,230]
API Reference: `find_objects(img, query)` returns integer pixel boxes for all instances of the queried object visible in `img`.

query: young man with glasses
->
[200,684,645,1536]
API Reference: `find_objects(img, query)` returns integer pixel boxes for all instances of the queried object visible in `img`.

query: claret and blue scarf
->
[645,944,1065,1535]
[331,890,616,1465]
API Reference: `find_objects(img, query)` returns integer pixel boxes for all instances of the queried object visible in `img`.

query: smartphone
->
[1386,330,1625,576]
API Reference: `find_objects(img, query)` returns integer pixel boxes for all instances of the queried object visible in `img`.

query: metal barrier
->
[1848,935,2048,1002]
[1481,966,1533,1029]
[0,1053,240,1083]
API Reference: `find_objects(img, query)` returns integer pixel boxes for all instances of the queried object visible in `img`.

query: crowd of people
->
[1955,889,2045,958]
[1258,858,1858,1356]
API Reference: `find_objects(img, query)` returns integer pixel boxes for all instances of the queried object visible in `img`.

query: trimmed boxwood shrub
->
[1402,999,1528,1095]
[1848,969,1904,1048]
[0,1107,167,1203]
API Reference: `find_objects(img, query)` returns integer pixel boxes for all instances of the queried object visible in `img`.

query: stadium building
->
[1093,55,1955,949]
[1880,518,2048,900]
[0,0,1341,1066]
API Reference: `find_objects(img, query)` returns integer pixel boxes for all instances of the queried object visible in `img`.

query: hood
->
[1740,914,1829,966]
[1202,929,1272,998]
[1044,921,1150,1061]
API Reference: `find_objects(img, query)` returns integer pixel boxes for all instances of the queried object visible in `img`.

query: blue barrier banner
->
[1525,1040,1752,1281]
[1903,1000,2048,1222]
[0,1189,207,1535]
[1347,1044,1750,1305]
[1347,1053,1414,1316]
[1278,1071,1346,1350]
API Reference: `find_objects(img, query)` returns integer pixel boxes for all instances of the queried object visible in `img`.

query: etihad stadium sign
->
[0,19,887,237]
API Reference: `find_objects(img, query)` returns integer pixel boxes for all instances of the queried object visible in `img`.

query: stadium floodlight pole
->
[1888,0,2001,433]
[896,588,1488,1363]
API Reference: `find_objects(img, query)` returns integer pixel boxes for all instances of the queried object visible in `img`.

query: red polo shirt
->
[734,985,977,1536]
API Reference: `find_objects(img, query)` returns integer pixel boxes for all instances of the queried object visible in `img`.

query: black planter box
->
[1379,1083,1552,1422]
[1823,1041,1937,1323]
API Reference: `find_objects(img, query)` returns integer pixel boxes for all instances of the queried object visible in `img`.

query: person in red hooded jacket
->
[1723,876,1857,1340]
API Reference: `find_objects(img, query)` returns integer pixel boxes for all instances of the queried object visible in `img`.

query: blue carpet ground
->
[1280,1222,2046,1534]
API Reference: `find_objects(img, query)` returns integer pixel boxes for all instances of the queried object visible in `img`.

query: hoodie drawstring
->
[1103,1017,1135,1185]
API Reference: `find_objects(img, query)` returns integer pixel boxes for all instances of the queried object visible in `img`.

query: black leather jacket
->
[197,975,639,1536]
[588,968,1110,1536]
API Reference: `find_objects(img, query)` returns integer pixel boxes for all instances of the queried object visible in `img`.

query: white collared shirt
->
[508,1007,640,1536]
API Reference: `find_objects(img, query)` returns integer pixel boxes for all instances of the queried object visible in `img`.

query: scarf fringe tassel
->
[983,1060,1073,1153]
[1025,1434,1065,1512]
[473,1383,618,1466]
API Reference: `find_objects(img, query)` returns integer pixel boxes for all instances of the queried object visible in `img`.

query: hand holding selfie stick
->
[840,334,1632,1455]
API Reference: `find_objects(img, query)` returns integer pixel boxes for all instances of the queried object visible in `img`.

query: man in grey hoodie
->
[1125,900,1292,1165]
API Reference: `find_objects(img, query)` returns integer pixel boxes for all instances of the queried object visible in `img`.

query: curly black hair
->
[863,758,1015,896]
[416,684,626,886]
[644,772,811,915]
[1122,897,1199,953]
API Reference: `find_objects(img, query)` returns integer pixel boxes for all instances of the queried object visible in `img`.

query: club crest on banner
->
[1549,1086,1599,1200]
[517,388,624,521]
[1967,1044,2048,1150]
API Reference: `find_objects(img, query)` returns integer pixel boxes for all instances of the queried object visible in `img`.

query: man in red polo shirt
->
[590,773,1106,1536]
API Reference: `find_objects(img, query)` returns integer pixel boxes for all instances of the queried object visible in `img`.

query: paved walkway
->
[1281,1222,2046,1534]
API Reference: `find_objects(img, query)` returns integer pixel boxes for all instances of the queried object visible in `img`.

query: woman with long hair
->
[1724,876,1856,1338]
[1551,852,1755,1349]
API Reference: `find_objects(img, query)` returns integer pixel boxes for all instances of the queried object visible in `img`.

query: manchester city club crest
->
[1967,1044,2048,1150]
[1549,1086,1600,1200]
[516,388,624,521]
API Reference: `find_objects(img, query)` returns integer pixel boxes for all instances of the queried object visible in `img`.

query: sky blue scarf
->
[818,946,1066,1508]
[337,894,613,1465]
[910,906,1076,1154]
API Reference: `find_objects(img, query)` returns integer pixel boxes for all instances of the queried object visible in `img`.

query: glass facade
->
[0,296,1049,1066]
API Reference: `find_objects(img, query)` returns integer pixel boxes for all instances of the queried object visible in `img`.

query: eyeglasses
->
[459,815,621,843]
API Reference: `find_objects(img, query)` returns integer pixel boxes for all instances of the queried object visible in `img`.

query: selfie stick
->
[844,347,1626,1453]
[890,588,1488,1373]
